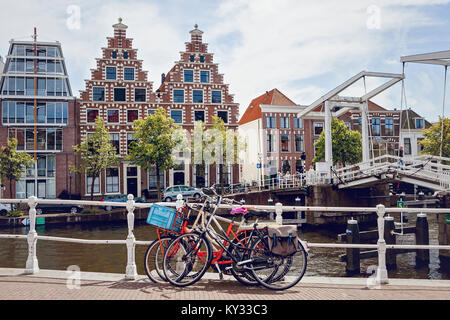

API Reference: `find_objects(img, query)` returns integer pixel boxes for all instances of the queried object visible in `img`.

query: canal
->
[0,214,448,280]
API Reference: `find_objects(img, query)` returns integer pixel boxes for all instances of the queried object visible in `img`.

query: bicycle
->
[161,186,308,290]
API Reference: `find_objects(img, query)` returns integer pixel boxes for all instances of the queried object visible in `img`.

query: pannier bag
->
[267,225,298,256]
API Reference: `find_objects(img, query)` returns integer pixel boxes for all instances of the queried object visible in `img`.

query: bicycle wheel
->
[162,232,212,287]
[249,236,307,290]
[229,231,259,286]
[144,236,173,283]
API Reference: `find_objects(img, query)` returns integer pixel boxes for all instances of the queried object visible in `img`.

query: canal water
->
[0,214,448,280]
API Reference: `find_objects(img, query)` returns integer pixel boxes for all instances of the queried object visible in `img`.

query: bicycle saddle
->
[230,206,247,215]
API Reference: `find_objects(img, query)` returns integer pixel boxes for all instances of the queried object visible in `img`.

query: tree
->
[313,118,362,166]
[126,107,180,201]
[72,117,118,201]
[420,117,450,159]
[0,138,34,198]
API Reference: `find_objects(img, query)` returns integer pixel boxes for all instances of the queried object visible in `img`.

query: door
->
[174,172,185,186]
[127,178,138,197]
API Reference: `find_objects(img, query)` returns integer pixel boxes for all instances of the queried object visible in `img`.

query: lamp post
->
[69,171,72,200]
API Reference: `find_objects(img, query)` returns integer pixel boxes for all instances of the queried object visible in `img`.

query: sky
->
[1,0,450,122]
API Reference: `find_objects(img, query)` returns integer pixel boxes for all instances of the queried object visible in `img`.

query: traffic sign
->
[257,163,261,169]
[21,218,30,226]
[446,214,450,225]
[397,201,405,208]
[21,217,45,226]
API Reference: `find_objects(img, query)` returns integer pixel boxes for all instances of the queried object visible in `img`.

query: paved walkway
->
[0,268,449,300]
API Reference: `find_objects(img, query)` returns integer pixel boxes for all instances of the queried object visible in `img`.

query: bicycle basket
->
[146,204,186,233]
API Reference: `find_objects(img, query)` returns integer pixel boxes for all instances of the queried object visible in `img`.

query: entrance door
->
[173,172,185,185]
[127,178,138,197]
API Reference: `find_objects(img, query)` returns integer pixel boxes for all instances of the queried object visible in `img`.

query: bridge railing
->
[0,196,450,285]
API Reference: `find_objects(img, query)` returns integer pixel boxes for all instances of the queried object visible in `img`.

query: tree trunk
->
[90,175,96,202]
[9,179,13,199]
[156,165,161,202]
[219,163,224,195]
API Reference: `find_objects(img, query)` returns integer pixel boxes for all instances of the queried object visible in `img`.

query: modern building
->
[0,31,77,199]
[157,24,240,188]
[78,18,157,199]
[399,108,431,160]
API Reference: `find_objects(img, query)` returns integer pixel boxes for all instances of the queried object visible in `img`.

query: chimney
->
[161,73,166,85]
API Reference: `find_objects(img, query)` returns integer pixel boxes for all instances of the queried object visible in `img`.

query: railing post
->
[376,204,389,285]
[275,202,283,225]
[25,196,39,274]
[176,194,184,210]
[125,194,138,280]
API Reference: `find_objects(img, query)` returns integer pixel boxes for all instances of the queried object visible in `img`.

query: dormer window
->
[190,55,194,62]
[112,51,117,59]
[123,51,128,59]
[415,118,424,129]
[200,55,205,63]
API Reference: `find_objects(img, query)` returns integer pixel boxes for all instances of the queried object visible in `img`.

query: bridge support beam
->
[324,101,333,172]
[361,100,371,164]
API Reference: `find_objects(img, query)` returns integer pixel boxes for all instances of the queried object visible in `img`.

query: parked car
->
[101,194,146,211]
[35,201,83,215]
[0,203,12,216]
[162,185,204,202]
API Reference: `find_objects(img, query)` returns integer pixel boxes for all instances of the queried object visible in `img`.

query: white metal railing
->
[0,195,450,285]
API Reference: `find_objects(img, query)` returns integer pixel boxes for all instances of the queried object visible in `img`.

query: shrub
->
[81,208,100,214]
[6,210,24,217]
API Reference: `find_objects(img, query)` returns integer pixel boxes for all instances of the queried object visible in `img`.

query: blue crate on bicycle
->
[146,204,183,232]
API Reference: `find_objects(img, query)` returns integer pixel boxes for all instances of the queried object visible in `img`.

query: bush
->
[6,210,25,217]
[81,208,100,214]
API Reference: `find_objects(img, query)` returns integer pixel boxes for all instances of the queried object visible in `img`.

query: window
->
[2,102,7,123]
[193,90,203,103]
[8,102,15,123]
[124,67,134,81]
[266,133,275,152]
[281,134,290,152]
[106,67,116,80]
[16,102,24,123]
[134,88,146,102]
[26,60,34,72]
[217,111,228,124]
[171,110,182,123]
[26,78,34,95]
[87,109,98,122]
[47,47,56,57]
[295,134,304,152]
[212,90,221,103]
[372,118,381,136]
[148,166,164,189]
[110,133,120,154]
[123,51,128,59]
[194,110,205,122]
[266,116,276,129]
[184,70,193,82]
[127,110,138,123]
[106,168,119,193]
[314,122,323,135]
[127,133,136,154]
[200,56,205,63]
[148,109,156,115]
[345,122,351,130]
[16,77,24,95]
[173,89,184,103]
[107,110,119,123]
[114,88,126,101]
[55,103,63,124]
[417,138,424,153]
[294,118,303,129]
[404,138,411,155]
[86,173,100,195]
[385,118,394,136]
[93,87,105,101]
[26,103,34,123]
[47,78,55,96]
[280,117,290,129]
[37,103,46,123]
[112,51,117,59]
[190,55,194,62]
[200,71,210,83]
[415,118,424,129]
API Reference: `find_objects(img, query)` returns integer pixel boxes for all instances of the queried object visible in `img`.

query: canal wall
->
[0,208,150,228]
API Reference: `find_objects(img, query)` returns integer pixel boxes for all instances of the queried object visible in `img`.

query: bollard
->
[275,202,283,225]
[416,213,430,265]
[345,219,360,274]
[125,194,138,280]
[25,196,39,274]
[384,215,396,269]
[176,194,184,210]
[375,204,389,284]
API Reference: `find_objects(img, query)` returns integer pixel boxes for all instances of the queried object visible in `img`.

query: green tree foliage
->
[420,117,450,159]
[0,138,34,198]
[72,117,118,201]
[126,107,180,201]
[313,118,362,166]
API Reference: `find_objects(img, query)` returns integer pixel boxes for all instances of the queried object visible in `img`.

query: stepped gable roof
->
[238,88,296,125]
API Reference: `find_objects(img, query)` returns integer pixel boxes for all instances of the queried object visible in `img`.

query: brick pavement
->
[0,275,449,300]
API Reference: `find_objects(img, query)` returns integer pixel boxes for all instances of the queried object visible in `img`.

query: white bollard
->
[275,202,283,225]
[125,194,138,280]
[25,196,39,274]
[375,204,389,285]
[176,194,184,210]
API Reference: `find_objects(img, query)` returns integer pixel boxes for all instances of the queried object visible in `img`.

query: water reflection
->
[0,215,448,280]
